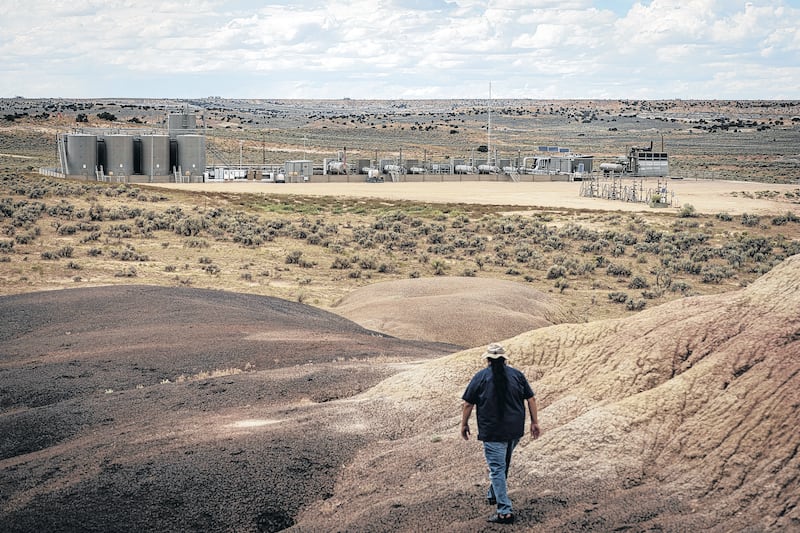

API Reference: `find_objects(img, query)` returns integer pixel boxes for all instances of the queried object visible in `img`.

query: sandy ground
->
[150,179,800,216]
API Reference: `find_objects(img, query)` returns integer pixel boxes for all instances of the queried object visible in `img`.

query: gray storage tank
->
[64,134,97,177]
[176,134,206,177]
[103,134,134,177]
[169,113,197,133]
[141,134,170,177]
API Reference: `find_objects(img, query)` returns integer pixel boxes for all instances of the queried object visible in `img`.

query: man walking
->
[461,343,540,524]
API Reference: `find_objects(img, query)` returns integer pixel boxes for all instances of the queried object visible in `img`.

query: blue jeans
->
[483,439,519,515]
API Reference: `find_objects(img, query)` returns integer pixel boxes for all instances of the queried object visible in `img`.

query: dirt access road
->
[151,179,800,216]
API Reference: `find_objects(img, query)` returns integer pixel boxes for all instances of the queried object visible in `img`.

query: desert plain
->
[1,98,799,532]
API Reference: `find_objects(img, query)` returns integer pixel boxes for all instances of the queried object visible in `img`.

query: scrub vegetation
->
[2,173,799,322]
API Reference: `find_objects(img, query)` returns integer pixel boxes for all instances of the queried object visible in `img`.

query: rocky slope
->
[294,254,800,531]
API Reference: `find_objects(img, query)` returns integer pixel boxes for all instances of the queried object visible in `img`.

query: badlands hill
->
[1,255,798,532]
[296,254,800,532]
[333,277,572,347]
[0,285,458,532]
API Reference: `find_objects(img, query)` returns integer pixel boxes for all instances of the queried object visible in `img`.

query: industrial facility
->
[57,111,206,182]
[51,110,667,185]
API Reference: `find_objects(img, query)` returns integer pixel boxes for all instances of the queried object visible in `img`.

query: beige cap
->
[483,343,506,359]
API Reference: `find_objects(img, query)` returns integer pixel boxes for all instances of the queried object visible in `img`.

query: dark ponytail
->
[490,357,508,420]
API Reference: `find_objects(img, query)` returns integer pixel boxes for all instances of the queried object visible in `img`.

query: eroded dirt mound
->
[293,255,800,532]
[332,276,570,347]
[0,285,459,533]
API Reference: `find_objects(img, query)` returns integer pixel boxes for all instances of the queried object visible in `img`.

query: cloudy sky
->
[2,0,799,100]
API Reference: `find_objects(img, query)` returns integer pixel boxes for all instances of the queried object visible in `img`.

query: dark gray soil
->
[0,285,460,532]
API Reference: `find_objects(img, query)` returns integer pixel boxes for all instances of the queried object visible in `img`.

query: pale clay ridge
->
[294,254,800,531]
[332,276,570,347]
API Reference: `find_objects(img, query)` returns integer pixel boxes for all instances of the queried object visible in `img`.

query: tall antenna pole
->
[488,81,492,165]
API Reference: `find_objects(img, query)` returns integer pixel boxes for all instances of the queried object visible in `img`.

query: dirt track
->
[151,179,800,216]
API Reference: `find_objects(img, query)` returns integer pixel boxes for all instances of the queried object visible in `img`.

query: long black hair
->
[490,357,508,420]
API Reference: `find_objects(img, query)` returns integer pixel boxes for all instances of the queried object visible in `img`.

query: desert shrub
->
[173,215,208,236]
[15,229,39,245]
[741,213,760,227]
[185,238,209,248]
[377,263,394,274]
[606,263,631,277]
[114,266,137,277]
[87,248,102,257]
[88,204,105,221]
[542,235,565,252]
[678,204,697,218]
[202,263,220,275]
[431,260,448,275]
[78,222,100,232]
[716,212,733,221]
[48,201,75,218]
[628,276,650,289]
[580,239,609,253]
[57,246,74,258]
[12,202,46,227]
[641,290,662,300]
[462,268,476,277]
[546,265,566,279]
[41,251,57,260]
[555,279,569,293]
[106,224,132,238]
[626,298,646,311]
[608,291,629,303]
[771,212,799,226]
[0,240,13,252]
[165,265,177,272]
[79,231,100,243]
[66,261,81,270]
[233,228,266,247]
[285,251,303,265]
[331,256,352,269]
[644,229,663,243]
[690,246,720,262]
[700,265,734,284]
[358,256,378,270]
[198,256,213,264]
[670,281,691,294]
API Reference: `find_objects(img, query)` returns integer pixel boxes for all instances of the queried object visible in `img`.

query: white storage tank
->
[64,134,97,177]
[103,134,134,176]
[141,134,170,176]
[177,134,206,177]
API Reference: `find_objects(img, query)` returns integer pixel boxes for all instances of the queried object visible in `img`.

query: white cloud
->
[0,0,798,98]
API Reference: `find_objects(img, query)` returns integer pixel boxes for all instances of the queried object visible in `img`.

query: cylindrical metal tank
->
[65,134,97,177]
[141,134,170,176]
[176,134,206,176]
[103,134,134,176]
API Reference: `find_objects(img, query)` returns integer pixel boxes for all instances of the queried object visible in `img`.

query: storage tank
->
[141,134,170,176]
[64,134,97,177]
[176,134,206,176]
[103,134,134,176]
[168,113,197,133]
